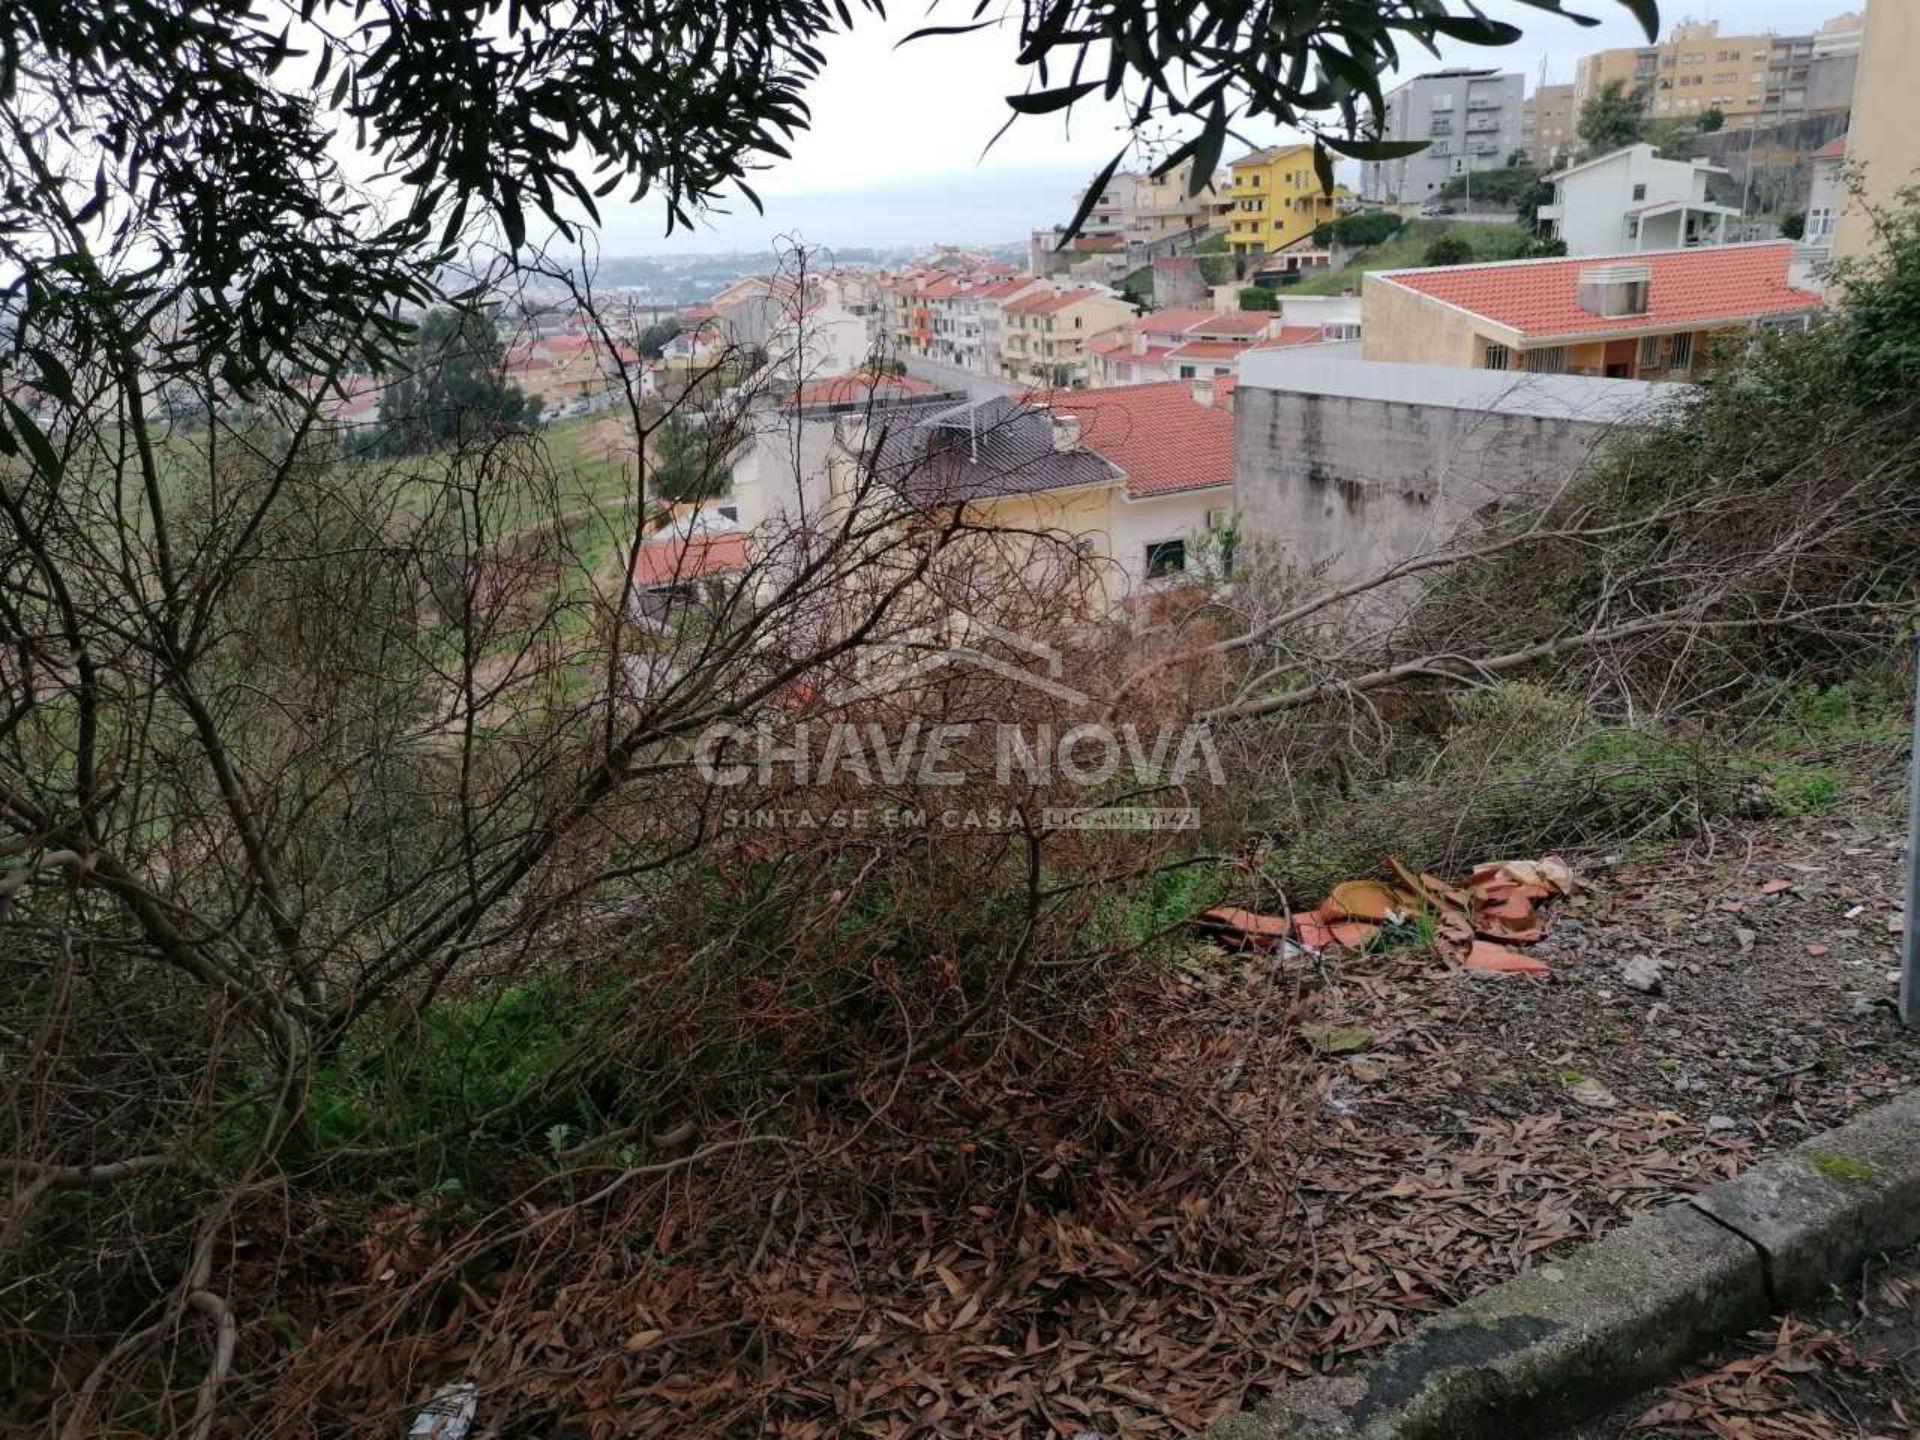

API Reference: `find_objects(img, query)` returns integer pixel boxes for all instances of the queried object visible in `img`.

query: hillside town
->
[553,4,1886,609]
[10,2,1920,1438]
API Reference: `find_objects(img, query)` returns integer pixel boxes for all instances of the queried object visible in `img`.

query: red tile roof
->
[1812,137,1848,161]
[1184,312,1273,338]
[1138,307,1219,336]
[633,533,747,587]
[1040,382,1234,499]
[1248,325,1333,351]
[791,371,937,407]
[1164,339,1250,361]
[1376,242,1822,342]
[1008,288,1114,316]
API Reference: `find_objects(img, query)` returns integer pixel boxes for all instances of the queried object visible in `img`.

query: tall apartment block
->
[1572,15,1862,131]
[1360,69,1526,204]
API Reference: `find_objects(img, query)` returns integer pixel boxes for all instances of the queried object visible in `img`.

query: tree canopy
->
[1577,78,1647,157]
[373,307,540,455]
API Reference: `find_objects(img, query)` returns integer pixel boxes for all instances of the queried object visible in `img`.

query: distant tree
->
[1439,165,1539,208]
[1517,234,1569,258]
[1578,79,1645,158]
[637,319,683,358]
[1422,232,1476,267]
[1317,210,1405,248]
[1239,286,1280,311]
[1698,106,1726,133]
[650,413,728,504]
[1518,177,1558,234]
[375,307,539,455]
[1779,212,1807,241]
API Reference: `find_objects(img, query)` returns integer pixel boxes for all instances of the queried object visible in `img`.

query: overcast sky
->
[593,0,1856,257]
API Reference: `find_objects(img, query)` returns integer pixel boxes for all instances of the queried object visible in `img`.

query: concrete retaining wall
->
[1233,350,1681,578]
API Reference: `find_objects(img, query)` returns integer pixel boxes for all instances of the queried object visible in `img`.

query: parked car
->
[1421,203,1458,217]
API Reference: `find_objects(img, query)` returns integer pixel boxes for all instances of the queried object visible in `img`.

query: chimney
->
[1577,262,1652,318]
[1191,379,1215,408]
[1050,412,1082,451]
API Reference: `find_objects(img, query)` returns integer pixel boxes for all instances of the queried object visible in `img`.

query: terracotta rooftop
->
[1374,242,1823,343]
[1007,288,1113,316]
[1164,339,1250,361]
[1041,381,1235,500]
[1138,307,1220,335]
[633,532,747,587]
[1812,137,1848,161]
[790,371,938,407]
[1248,325,1335,351]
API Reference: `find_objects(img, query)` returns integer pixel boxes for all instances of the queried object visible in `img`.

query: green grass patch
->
[1288,220,1531,295]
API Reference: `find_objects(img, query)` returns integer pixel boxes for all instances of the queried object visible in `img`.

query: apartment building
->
[1834,1,1918,263]
[1361,242,1822,380]
[999,288,1139,388]
[1572,16,1861,131]
[1225,145,1342,258]
[1360,70,1526,203]
[1538,144,1739,255]
[1522,83,1578,169]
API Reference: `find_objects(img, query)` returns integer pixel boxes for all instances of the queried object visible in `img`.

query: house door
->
[1603,338,1638,379]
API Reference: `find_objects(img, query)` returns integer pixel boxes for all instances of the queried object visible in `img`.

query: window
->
[1631,183,1648,202]
[1528,346,1569,374]
[1639,334,1663,367]
[1204,507,1230,531]
[1483,342,1512,371]
[1668,332,1694,367]
[1177,364,1197,379]
[1145,539,1186,578]
[1809,207,1834,239]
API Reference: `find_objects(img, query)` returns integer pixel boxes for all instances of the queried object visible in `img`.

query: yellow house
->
[1225,146,1341,260]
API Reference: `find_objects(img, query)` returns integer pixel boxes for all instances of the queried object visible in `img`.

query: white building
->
[1538,144,1740,256]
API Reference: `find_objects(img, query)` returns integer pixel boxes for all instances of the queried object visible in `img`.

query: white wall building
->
[1539,144,1740,256]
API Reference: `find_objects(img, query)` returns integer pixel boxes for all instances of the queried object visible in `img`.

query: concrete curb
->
[1209,1088,1920,1440]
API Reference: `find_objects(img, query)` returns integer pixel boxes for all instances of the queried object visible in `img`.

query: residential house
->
[1538,144,1740,255]
[1803,136,1847,262]
[999,288,1139,388]
[709,273,873,382]
[1226,145,1341,260]
[504,331,646,416]
[1834,1,1918,263]
[652,318,730,393]
[1360,69,1526,204]
[1361,241,1823,379]
[1085,309,1326,387]
[1126,161,1231,247]
[1572,16,1860,132]
[864,384,1237,594]
[732,373,1237,603]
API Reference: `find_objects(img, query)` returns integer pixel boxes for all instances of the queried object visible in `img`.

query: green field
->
[1286,219,1533,295]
